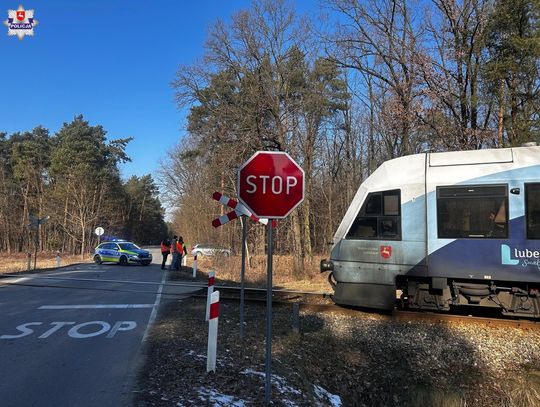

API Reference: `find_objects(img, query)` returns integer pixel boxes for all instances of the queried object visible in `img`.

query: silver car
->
[191,244,231,257]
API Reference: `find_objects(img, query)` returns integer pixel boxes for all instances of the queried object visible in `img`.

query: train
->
[320,144,540,318]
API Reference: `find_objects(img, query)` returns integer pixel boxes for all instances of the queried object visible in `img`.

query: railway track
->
[3,274,538,330]
[196,284,540,330]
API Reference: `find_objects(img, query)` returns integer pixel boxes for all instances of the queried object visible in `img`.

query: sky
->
[0,1,313,179]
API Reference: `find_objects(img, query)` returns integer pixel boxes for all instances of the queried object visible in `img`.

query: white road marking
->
[0,276,29,285]
[48,270,106,275]
[142,271,166,343]
[68,321,111,338]
[0,320,137,339]
[38,304,154,310]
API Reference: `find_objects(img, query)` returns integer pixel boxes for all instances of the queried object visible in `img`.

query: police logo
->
[4,5,38,40]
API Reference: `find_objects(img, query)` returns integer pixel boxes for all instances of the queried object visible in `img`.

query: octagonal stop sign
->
[238,151,304,219]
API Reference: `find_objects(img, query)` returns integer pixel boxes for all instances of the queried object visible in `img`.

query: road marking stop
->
[0,321,138,339]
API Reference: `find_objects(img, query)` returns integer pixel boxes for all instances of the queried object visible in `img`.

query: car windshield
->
[118,243,140,251]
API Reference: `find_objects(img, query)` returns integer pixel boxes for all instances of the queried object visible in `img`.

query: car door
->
[110,243,121,262]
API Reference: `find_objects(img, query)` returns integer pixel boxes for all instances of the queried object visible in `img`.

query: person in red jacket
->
[177,236,188,269]
[160,237,171,270]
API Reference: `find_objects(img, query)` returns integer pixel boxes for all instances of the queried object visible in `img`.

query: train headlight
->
[320,259,334,273]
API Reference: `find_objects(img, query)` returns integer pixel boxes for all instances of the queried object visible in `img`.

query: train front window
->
[346,189,401,240]
[526,183,540,239]
[437,185,508,239]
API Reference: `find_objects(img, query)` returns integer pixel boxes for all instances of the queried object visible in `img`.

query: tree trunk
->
[498,79,505,146]
[290,209,304,277]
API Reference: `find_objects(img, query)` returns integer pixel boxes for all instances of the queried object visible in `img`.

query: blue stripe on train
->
[426,216,540,282]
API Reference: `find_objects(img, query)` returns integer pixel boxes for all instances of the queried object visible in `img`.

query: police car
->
[93,240,152,266]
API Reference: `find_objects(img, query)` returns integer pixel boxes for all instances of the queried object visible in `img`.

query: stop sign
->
[238,151,304,219]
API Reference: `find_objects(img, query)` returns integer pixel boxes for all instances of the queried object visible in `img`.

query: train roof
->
[333,145,540,243]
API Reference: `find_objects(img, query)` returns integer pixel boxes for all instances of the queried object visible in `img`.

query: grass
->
[504,367,540,407]
[184,253,332,292]
[0,251,89,274]
[408,386,466,407]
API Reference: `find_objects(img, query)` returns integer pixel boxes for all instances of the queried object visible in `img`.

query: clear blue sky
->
[0,1,313,179]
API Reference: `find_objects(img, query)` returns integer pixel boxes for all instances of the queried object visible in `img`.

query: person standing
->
[177,236,188,269]
[170,235,179,270]
[160,237,171,270]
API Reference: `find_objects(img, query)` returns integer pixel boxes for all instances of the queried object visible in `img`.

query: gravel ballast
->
[133,287,540,407]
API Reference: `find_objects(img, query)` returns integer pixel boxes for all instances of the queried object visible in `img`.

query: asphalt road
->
[0,250,196,407]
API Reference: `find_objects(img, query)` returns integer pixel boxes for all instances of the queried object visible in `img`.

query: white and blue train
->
[321,145,540,318]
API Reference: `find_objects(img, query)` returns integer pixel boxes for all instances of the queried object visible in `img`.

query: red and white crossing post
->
[205,270,215,321]
[206,290,220,373]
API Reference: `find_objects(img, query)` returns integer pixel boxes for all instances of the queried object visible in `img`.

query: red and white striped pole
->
[205,270,215,321]
[206,290,220,373]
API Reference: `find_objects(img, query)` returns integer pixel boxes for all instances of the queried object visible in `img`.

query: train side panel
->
[426,160,540,283]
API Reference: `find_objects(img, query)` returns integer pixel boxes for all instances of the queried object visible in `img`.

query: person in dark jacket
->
[170,235,179,270]
[160,237,171,270]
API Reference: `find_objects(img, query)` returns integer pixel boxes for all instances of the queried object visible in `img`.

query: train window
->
[384,193,399,215]
[437,185,508,239]
[365,194,382,215]
[526,183,540,239]
[346,189,401,240]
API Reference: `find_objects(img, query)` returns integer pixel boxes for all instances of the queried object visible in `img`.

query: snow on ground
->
[314,384,342,407]
[197,388,246,406]
[240,369,342,405]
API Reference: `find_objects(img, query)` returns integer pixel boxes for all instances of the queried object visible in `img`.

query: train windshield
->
[346,189,401,240]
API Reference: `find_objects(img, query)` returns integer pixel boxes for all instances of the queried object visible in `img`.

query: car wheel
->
[94,254,102,265]
[119,256,128,266]
[193,251,201,257]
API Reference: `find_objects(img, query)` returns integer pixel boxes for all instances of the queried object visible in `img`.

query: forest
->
[0,115,167,256]
[160,0,540,273]
[2,0,539,271]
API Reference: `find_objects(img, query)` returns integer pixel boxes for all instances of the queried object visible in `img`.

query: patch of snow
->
[313,384,342,407]
[197,388,246,407]
[240,369,302,396]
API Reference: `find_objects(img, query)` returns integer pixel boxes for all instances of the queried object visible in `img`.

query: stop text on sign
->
[245,175,298,195]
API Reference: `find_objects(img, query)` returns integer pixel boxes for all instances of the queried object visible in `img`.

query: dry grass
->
[0,252,89,274]
[503,367,540,407]
[408,386,466,407]
[186,254,331,292]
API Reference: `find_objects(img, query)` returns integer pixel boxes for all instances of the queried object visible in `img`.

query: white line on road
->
[0,277,29,286]
[142,271,166,343]
[48,270,106,275]
[38,304,154,310]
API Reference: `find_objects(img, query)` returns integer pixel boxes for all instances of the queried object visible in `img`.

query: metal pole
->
[240,216,247,340]
[264,220,273,405]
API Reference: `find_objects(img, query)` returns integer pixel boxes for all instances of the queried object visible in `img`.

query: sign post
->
[238,151,304,404]
[240,216,247,340]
